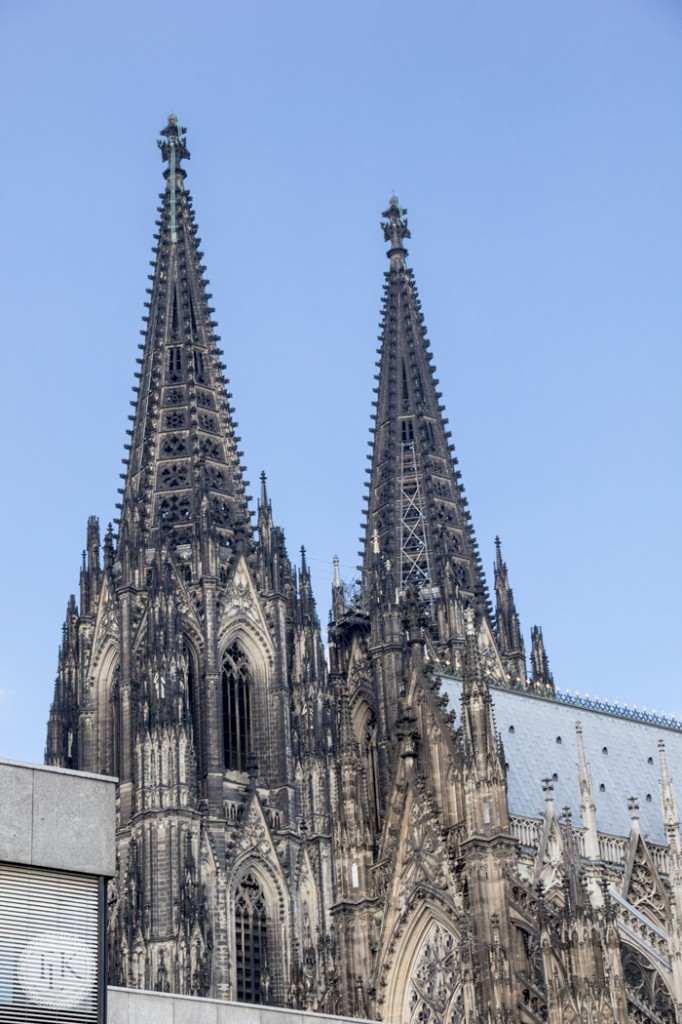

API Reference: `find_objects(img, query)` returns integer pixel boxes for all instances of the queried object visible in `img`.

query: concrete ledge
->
[107,988,374,1024]
[0,760,116,876]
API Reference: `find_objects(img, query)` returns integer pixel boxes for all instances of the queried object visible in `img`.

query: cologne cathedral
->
[46,117,682,1023]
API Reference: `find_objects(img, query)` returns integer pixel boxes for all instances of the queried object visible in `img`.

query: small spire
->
[381,195,411,266]
[493,536,526,683]
[494,535,503,572]
[332,555,341,588]
[103,523,114,571]
[300,545,308,575]
[259,470,269,509]
[530,625,554,691]
[575,721,599,859]
[658,740,681,853]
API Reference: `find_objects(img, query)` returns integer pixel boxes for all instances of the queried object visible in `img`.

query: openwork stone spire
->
[117,116,251,555]
[362,197,489,645]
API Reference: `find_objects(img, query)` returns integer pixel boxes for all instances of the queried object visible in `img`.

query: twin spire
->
[363,191,490,651]
[118,116,251,557]
[121,118,548,685]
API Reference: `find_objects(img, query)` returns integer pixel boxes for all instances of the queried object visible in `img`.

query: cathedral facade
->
[46,117,682,1023]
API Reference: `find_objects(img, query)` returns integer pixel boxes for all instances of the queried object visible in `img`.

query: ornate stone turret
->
[530,623,554,692]
[493,536,526,685]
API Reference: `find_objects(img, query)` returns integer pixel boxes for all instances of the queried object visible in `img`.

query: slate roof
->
[440,676,682,845]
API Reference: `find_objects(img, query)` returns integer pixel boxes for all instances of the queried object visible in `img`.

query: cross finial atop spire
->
[259,470,269,509]
[158,114,190,165]
[381,196,411,264]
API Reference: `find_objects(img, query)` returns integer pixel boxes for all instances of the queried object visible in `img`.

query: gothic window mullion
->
[222,644,252,772]
[235,875,268,1004]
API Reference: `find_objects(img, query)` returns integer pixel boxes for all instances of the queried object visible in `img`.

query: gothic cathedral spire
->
[119,115,252,558]
[362,198,489,654]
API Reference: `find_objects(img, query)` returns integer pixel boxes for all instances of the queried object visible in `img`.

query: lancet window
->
[235,873,269,1003]
[222,643,252,771]
[167,346,183,382]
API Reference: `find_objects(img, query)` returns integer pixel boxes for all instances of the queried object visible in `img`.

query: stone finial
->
[158,114,190,165]
[381,196,411,258]
[259,470,269,509]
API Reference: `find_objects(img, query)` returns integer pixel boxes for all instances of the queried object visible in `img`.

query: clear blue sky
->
[0,0,680,764]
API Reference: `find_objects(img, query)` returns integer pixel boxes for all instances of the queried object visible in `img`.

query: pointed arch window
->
[186,646,203,779]
[235,874,269,1003]
[222,644,252,771]
[406,922,463,1024]
[110,671,121,778]
[621,945,675,1022]
[401,418,415,445]
[168,346,183,382]
[194,349,206,383]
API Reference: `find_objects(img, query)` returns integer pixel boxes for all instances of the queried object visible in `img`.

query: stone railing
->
[510,815,670,875]
[510,816,544,849]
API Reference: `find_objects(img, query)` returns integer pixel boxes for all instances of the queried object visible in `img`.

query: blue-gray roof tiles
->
[439,676,682,846]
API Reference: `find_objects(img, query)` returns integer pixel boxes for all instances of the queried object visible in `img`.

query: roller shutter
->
[0,863,103,1023]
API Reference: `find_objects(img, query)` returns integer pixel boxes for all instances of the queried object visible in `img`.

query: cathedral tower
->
[46,118,336,1010]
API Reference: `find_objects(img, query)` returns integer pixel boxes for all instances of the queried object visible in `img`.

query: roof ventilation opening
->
[602,746,608,755]
[556,736,562,744]
[599,783,606,792]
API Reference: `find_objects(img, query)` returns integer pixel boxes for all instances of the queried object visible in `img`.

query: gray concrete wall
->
[108,989,373,1024]
[0,759,116,876]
